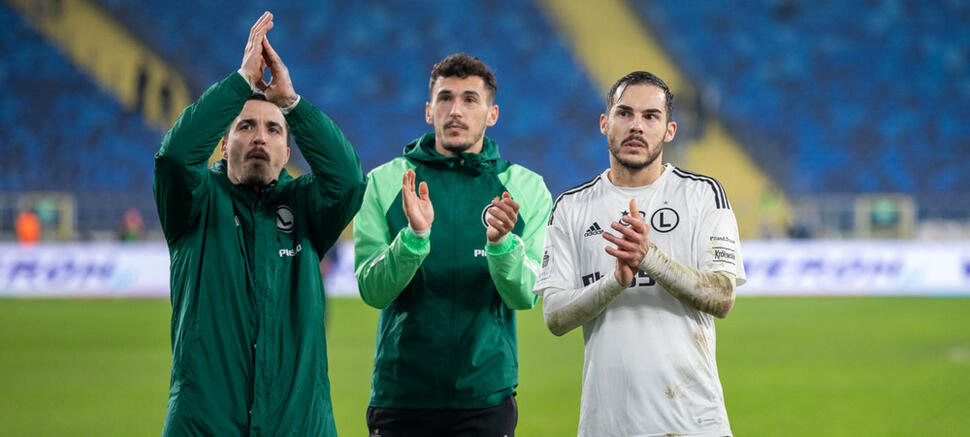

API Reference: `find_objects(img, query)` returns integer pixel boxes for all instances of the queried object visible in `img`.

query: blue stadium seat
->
[632,0,970,211]
[0,4,161,232]
[5,0,609,232]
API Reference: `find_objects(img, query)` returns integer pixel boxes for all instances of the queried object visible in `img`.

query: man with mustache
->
[534,71,746,436]
[353,53,552,436]
[154,12,365,436]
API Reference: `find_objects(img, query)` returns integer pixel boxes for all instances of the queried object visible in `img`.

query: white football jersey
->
[535,164,746,437]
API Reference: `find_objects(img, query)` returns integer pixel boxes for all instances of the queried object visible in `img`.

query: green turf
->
[0,297,968,436]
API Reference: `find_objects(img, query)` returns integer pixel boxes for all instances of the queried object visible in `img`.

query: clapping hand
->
[239,12,297,108]
[604,198,650,286]
[402,170,434,232]
[485,192,519,243]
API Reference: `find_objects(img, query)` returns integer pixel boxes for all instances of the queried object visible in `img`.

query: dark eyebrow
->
[436,89,482,99]
[614,105,662,115]
[265,120,284,130]
[237,118,256,127]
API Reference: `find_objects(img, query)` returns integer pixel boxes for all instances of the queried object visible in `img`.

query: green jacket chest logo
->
[480,197,503,228]
[276,205,295,233]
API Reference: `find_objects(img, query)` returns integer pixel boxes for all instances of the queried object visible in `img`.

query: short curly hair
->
[429,53,498,102]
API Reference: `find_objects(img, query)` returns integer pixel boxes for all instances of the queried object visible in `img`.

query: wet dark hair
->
[606,71,674,122]
[429,53,498,102]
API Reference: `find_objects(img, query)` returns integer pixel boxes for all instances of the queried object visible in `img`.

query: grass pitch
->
[0,297,967,436]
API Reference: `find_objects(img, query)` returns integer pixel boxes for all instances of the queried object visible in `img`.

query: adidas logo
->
[584,222,604,237]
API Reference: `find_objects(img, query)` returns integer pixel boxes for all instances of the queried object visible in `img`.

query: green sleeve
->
[486,165,553,310]
[153,72,251,243]
[285,98,366,252]
[353,159,428,309]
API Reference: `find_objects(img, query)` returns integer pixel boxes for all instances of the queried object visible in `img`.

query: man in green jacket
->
[354,53,552,436]
[154,12,365,436]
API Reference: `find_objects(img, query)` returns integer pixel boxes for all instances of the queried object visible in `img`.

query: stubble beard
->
[609,132,664,170]
[438,120,486,155]
[235,161,276,187]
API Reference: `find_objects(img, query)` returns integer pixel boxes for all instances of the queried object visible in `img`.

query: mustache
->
[246,148,269,160]
[444,119,468,129]
[622,135,649,146]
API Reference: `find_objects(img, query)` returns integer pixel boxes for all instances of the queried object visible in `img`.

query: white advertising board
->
[0,242,171,297]
[1,240,968,297]
[739,240,970,296]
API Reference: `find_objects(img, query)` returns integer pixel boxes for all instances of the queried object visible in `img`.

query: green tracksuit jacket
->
[154,72,365,436]
[353,134,552,409]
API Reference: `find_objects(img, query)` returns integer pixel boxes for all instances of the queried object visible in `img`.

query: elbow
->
[350,179,367,206]
[360,294,390,310]
[508,295,537,311]
[356,280,391,309]
[546,322,568,337]
[707,272,736,319]
[543,313,571,337]
[713,293,736,319]
[154,150,179,169]
[154,148,198,174]
[346,176,366,195]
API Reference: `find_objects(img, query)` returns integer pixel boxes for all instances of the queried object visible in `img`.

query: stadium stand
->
[0,3,163,236]
[1,0,608,236]
[93,0,607,195]
[631,0,970,219]
[3,1,968,238]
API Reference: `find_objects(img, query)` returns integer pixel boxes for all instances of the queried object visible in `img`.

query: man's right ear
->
[220,138,228,159]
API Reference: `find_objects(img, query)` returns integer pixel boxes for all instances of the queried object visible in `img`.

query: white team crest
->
[481,202,497,228]
[276,205,295,233]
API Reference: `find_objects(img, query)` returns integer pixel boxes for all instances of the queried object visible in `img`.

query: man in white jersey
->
[534,71,745,437]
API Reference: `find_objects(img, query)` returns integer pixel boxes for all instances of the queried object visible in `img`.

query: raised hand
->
[240,12,274,85]
[402,169,434,232]
[485,192,519,243]
[604,198,651,269]
[258,35,298,108]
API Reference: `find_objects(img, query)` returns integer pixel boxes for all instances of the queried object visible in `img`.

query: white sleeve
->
[534,203,630,335]
[539,271,628,336]
[694,200,746,286]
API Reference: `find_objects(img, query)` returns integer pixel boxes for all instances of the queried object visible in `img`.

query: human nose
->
[253,125,267,144]
[448,101,462,118]
[630,115,645,134]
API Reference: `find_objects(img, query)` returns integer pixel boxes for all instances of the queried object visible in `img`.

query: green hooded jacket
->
[154,72,365,436]
[353,134,552,409]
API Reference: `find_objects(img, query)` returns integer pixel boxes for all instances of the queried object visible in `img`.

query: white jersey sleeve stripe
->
[672,168,730,209]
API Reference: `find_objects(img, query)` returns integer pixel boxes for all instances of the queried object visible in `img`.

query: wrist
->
[278,94,301,114]
[639,242,663,273]
[605,270,629,293]
[485,234,517,256]
[487,233,509,245]
[407,223,430,239]
[237,69,257,91]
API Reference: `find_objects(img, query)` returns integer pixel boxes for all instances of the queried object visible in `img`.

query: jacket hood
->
[403,133,501,171]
